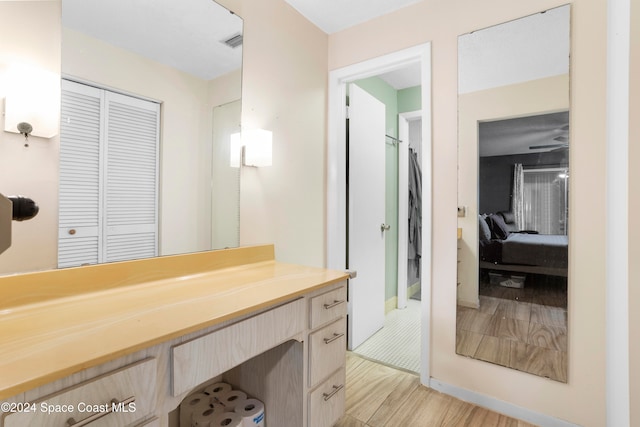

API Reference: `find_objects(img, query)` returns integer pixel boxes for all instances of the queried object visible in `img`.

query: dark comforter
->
[480,233,568,269]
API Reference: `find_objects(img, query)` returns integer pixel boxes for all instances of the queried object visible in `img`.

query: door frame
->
[397,110,422,309]
[327,43,432,385]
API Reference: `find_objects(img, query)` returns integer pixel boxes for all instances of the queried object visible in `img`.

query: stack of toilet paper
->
[179,382,265,427]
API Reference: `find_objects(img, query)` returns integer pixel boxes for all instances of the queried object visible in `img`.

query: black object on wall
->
[8,196,39,221]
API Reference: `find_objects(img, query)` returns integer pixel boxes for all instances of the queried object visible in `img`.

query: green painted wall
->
[398,86,421,113]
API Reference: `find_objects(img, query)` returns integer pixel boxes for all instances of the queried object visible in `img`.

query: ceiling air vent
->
[222,33,243,49]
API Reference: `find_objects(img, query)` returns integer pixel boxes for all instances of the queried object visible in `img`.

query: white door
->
[347,84,387,350]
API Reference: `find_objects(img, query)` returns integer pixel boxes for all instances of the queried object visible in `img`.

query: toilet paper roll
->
[211,412,243,427]
[204,382,233,402]
[179,393,211,427]
[192,403,226,427]
[234,399,265,427]
[218,390,247,411]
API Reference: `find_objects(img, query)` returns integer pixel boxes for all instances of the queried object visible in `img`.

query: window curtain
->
[522,168,568,235]
[512,163,524,229]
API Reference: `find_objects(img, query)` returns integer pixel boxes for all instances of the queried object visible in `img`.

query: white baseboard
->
[429,379,580,427]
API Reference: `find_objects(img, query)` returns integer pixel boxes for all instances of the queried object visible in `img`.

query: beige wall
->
[329,0,607,425]
[0,1,60,275]
[219,0,329,267]
[457,75,569,307]
[630,0,639,424]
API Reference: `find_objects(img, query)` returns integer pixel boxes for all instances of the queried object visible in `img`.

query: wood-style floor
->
[335,353,537,427]
[456,275,567,382]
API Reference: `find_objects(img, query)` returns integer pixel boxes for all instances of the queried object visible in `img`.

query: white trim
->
[397,114,409,310]
[398,110,423,313]
[606,0,631,425]
[61,73,162,104]
[327,43,432,385]
[430,379,581,427]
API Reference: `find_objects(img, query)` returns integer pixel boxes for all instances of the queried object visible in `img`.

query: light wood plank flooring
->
[335,353,537,427]
[456,275,568,382]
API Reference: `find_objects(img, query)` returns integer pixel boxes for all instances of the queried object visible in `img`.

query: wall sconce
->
[229,129,273,168]
[3,63,60,140]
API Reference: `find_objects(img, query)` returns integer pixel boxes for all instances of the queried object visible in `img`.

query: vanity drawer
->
[309,285,347,329]
[172,298,305,396]
[2,358,156,427]
[308,368,346,427]
[308,318,346,387]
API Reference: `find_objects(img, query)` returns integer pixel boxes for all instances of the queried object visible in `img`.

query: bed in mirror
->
[456,5,570,382]
[0,0,243,276]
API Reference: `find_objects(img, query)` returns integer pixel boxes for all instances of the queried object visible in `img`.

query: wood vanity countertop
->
[0,245,348,400]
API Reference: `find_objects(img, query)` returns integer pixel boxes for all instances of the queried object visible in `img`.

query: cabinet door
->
[103,91,159,263]
[58,80,104,268]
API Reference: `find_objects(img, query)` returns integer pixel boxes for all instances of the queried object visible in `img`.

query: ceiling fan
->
[529,124,569,151]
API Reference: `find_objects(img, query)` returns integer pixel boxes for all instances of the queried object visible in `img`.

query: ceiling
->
[479,111,569,157]
[62,0,422,87]
[62,1,568,156]
[284,0,423,90]
[62,0,243,81]
[284,0,422,34]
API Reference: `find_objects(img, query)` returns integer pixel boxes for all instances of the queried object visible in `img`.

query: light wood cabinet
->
[309,286,347,329]
[0,282,347,427]
[0,245,348,427]
[3,358,157,427]
[308,369,346,427]
[305,287,347,427]
[171,298,305,396]
[308,319,347,387]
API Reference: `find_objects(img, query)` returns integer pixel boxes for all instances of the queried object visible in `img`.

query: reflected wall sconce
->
[2,63,60,141]
[230,128,273,168]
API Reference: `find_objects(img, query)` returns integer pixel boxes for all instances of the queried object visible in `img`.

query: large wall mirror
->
[456,5,570,382]
[0,0,242,276]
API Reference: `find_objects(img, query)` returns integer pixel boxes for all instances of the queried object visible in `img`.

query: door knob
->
[380,223,391,232]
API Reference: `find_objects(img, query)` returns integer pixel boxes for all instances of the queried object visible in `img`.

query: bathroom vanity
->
[0,245,348,427]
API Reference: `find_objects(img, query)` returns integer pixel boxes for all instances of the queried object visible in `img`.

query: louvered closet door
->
[58,80,104,268]
[103,92,159,263]
[58,80,159,267]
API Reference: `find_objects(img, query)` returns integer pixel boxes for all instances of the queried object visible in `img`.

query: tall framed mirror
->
[0,0,242,276]
[456,5,570,382]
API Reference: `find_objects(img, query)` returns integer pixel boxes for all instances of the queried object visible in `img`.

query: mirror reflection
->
[0,0,242,275]
[456,5,570,382]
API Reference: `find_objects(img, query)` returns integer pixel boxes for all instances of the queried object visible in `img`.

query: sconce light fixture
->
[3,63,60,139]
[229,128,273,168]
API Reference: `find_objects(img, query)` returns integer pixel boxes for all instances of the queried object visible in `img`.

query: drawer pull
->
[323,384,344,401]
[66,396,135,427]
[323,300,345,310]
[323,332,345,344]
